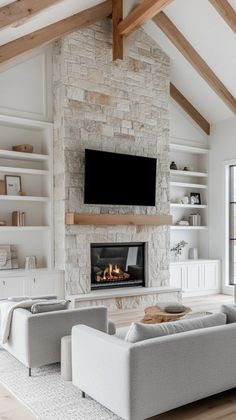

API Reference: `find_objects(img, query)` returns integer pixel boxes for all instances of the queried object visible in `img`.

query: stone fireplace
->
[91,242,145,290]
[53,19,182,308]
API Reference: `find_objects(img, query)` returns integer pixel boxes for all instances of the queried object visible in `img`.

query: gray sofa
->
[2,305,112,375]
[72,316,236,420]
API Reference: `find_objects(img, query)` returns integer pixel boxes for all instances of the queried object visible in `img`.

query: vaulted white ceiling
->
[0,0,235,124]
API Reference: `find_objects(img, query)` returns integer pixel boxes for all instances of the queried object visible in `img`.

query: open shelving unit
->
[0,114,53,269]
[170,142,209,259]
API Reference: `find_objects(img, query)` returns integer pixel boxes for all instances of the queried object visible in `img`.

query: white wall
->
[0,46,52,121]
[209,117,236,293]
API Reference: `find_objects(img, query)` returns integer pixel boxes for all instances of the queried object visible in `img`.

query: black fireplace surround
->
[90,242,145,290]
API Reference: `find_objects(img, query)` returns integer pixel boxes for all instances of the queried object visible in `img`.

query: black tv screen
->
[84,149,156,206]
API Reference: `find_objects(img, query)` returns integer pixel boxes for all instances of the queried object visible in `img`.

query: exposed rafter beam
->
[118,0,173,36]
[170,83,210,135]
[154,12,236,115]
[0,0,61,30]
[0,1,112,65]
[112,0,123,60]
[209,0,236,33]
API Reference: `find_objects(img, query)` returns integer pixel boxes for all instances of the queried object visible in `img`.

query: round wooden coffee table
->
[142,305,192,324]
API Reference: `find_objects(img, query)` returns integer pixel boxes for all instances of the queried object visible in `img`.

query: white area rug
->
[0,349,120,420]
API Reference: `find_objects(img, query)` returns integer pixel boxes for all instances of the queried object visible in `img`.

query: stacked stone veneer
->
[53,19,176,305]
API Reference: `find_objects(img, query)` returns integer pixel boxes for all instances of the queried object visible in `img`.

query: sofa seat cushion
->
[125,312,227,343]
[31,299,70,314]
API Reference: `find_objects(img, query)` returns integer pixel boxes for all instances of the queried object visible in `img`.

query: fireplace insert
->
[90,242,145,290]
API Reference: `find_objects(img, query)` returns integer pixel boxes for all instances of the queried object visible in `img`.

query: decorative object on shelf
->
[189,213,201,226]
[5,175,22,196]
[182,196,189,204]
[0,180,5,195]
[25,255,37,270]
[12,211,26,226]
[12,144,33,153]
[183,166,193,171]
[0,245,12,269]
[0,220,6,226]
[170,161,178,170]
[190,192,201,205]
[189,248,198,260]
[171,240,188,261]
[176,220,189,226]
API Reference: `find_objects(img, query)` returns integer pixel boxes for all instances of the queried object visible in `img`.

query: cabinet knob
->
[33,278,36,283]
[3,280,5,286]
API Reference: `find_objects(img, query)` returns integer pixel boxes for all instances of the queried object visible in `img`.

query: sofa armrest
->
[72,325,131,420]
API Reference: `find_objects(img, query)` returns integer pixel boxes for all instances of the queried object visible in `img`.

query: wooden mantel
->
[65,213,172,226]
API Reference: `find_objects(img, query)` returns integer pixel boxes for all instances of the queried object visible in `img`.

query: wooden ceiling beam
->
[170,83,210,135]
[118,0,173,36]
[209,0,236,33]
[154,12,236,115]
[0,0,61,30]
[0,1,112,65]
[112,0,123,60]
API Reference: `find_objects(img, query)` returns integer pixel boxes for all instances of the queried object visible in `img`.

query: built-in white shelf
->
[0,114,53,130]
[0,226,50,232]
[170,169,208,178]
[170,203,207,209]
[170,143,209,155]
[170,182,208,189]
[171,226,207,230]
[0,149,49,161]
[0,166,49,176]
[0,114,54,276]
[0,195,49,202]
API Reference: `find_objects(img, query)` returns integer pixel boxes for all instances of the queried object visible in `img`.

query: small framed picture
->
[5,175,22,196]
[190,192,201,205]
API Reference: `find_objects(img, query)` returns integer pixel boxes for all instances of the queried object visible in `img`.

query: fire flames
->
[96,263,130,282]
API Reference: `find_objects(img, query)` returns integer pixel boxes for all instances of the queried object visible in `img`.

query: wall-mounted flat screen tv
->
[84,149,157,206]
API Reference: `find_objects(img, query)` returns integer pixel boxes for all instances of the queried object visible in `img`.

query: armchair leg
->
[82,391,85,398]
[29,368,31,377]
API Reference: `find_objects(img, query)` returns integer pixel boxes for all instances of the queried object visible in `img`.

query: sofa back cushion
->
[221,304,236,323]
[31,300,70,314]
[125,312,227,343]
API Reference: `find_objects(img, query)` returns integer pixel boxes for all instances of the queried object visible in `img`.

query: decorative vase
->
[174,254,180,262]
[170,161,177,170]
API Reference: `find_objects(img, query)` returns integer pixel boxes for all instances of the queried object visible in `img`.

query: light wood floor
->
[0,383,36,419]
[0,293,235,420]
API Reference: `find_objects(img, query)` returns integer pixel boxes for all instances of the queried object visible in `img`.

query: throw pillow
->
[221,304,236,323]
[31,299,70,314]
[125,312,226,343]
[8,296,29,302]
[31,295,57,300]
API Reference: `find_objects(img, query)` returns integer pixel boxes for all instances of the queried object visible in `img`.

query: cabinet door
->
[170,266,182,288]
[29,275,56,297]
[186,265,200,291]
[203,263,219,290]
[0,277,25,299]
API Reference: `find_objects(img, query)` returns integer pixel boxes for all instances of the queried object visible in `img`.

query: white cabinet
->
[0,270,64,299]
[170,260,220,296]
[0,276,26,298]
